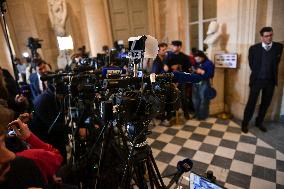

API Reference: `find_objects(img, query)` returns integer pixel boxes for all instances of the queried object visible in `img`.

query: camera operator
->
[150,43,175,125]
[0,118,63,189]
[164,40,192,120]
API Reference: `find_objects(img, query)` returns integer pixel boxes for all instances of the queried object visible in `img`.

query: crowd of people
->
[0,25,282,188]
[151,40,215,125]
[0,39,215,188]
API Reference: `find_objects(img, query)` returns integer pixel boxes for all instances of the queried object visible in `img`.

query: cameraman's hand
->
[8,119,31,140]
[171,64,180,71]
[163,65,169,72]
[196,68,205,75]
[19,113,31,123]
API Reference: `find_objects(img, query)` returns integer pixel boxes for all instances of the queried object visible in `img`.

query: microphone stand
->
[0,0,18,80]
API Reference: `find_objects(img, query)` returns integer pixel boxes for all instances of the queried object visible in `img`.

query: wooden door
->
[108,0,148,46]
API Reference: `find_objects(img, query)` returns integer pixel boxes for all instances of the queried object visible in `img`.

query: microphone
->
[166,158,193,189]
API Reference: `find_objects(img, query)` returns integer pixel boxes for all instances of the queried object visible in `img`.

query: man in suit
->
[29,86,67,161]
[29,60,48,99]
[242,27,283,133]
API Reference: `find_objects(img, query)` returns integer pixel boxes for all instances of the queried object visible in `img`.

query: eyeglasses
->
[263,34,273,38]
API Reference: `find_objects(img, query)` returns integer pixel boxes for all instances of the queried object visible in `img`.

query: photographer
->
[164,40,192,120]
[0,118,63,188]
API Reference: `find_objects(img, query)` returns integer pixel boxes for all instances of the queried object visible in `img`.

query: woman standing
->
[192,50,215,120]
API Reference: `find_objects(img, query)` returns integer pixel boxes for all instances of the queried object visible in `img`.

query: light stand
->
[0,0,17,79]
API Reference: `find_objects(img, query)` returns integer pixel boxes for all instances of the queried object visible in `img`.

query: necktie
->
[42,81,47,91]
[265,45,271,51]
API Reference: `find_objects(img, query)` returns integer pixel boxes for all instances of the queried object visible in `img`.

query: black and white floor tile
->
[148,117,284,189]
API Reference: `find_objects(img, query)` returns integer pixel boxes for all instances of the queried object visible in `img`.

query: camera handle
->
[0,0,18,80]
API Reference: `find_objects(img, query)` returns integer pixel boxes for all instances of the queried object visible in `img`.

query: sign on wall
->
[214,53,238,68]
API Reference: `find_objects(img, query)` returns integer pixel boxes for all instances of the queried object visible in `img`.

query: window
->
[188,0,217,51]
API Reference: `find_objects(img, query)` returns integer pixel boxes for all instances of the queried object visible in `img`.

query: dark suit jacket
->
[248,42,283,86]
[29,88,67,159]
[29,73,41,99]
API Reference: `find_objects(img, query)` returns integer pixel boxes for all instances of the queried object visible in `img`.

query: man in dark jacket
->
[164,40,192,119]
[151,42,168,74]
[29,60,48,99]
[29,86,67,160]
[242,27,283,133]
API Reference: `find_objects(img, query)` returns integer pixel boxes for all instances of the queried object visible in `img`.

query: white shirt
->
[262,42,273,50]
[37,72,47,92]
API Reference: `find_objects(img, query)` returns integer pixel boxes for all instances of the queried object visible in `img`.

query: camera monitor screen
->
[189,172,225,189]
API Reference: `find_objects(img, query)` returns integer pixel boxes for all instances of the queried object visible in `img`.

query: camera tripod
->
[119,123,192,189]
[120,143,166,189]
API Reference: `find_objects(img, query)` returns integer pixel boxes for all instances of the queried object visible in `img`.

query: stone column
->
[269,0,284,120]
[217,0,258,119]
[0,28,14,77]
[164,0,186,44]
[82,0,113,56]
[7,0,58,69]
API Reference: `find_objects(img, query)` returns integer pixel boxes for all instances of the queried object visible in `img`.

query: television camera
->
[38,35,200,189]
[27,37,43,59]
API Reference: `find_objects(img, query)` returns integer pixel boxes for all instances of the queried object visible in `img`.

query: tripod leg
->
[148,148,166,188]
[120,160,134,189]
[133,162,148,189]
[146,158,156,189]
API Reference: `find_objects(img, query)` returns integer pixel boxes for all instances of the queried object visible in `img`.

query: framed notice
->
[214,53,238,68]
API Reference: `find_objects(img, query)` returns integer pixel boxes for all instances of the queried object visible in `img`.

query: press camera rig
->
[39,35,197,189]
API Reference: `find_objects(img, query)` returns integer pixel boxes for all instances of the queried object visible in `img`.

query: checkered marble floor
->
[147,117,284,189]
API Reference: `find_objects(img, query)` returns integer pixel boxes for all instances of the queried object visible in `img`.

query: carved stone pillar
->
[0,28,14,76]
[82,0,113,56]
[216,0,258,119]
